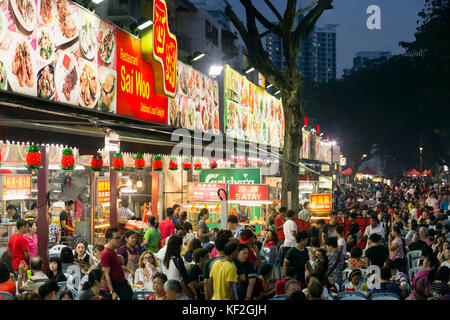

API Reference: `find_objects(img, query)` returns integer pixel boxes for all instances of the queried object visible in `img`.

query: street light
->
[420,147,423,172]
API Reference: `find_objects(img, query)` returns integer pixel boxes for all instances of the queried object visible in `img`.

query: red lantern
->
[210,159,217,169]
[194,158,202,171]
[90,153,103,172]
[61,148,75,171]
[135,154,145,170]
[152,155,163,171]
[112,153,124,171]
[182,158,191,171]
[169,157,178,171]
[26,145,42,170]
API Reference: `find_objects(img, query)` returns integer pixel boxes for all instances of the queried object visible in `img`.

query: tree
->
[400,0,450,164]
[225,0,333,211]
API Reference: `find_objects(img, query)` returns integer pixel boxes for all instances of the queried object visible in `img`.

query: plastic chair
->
[406,250,421,268]
[408,267,424,281]
[133,291,154,300]
[49,244,67,258]
[370,292,400,300]
[337,291,367,300]
[0,291,14,300]
[342,268,354,279]
[87,245,94,257]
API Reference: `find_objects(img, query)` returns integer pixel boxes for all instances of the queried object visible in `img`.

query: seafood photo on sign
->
[8,36,37,95]
[79,11,99,61]
[98,67,116,113]
[55,51,79,105]
[55,0,79,46]
[38,0,54,25]
[36,64,55,99]
[78,58,98,109]
[10,0,37,33]
[98,21,115,65]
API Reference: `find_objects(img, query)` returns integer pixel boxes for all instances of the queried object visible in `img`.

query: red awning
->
[406,168,421,176]
[340,167,353,175]
[360,166,377,175]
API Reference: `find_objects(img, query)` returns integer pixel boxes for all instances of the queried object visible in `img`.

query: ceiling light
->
[245,67,255,74]
[91,0,104,4]
[209,65,223,77]
[192,52,206,62]
[136,18,154,31]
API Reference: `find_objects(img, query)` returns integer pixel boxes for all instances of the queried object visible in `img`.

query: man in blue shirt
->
[227,215,243,240]
[440,194,449,211]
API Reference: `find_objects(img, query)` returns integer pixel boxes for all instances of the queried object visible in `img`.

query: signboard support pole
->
[220,200,228,230]
[37,145,49,273]
[90,171,98,244]
[109,151,118,228]
[152,171,159,220]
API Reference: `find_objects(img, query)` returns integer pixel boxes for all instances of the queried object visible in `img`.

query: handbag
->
[176,258,196,299]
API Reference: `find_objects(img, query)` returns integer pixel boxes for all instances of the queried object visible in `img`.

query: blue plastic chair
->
[0,291,14,300]
[336,291,366,300]
[370,292,400,300]
[408,267,424,281]
[133,291,154,300]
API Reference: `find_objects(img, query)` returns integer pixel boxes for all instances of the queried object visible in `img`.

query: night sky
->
[227,0,426,77]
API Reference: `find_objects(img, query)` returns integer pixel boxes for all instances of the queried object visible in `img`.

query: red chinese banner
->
[187,183,226,201]
[2,175,32,199]
[229,184,268,201]
[152,0,177,97]
[115,29,168,124]
[309,193,332,212]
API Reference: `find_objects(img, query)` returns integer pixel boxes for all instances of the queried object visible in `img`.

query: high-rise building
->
[265,20,338,83]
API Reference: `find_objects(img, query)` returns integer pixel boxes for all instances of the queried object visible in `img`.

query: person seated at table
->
[349,247,366,269]
[134,251,159,291]
[365,267,401,298]
[47,256,67,283]
[344,269,363,292]
[38,280,59,300]
[146,273,168,300]
[73,239,94,273]
[263,230,278,248]
[79,268,111,300]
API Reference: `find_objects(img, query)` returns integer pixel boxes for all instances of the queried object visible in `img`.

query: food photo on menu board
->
[0,0,117,114]
[169,61,220,135]
[224,64,284,148]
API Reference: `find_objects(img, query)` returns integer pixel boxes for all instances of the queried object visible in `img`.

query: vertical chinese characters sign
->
[151,0,177,97]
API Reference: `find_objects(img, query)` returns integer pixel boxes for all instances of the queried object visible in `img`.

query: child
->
[344,269,363,292]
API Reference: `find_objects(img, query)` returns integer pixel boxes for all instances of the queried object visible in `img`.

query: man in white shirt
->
[425,192,438,210]
[364,215,385,249]
[298,202,310,222]
[282,210,298,257]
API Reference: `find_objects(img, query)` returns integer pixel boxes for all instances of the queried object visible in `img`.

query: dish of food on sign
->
[55,52,79,105]
[11,0,37,33]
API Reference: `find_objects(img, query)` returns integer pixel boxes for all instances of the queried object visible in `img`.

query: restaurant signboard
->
[199,169,261,185]
[1,175,32,200]
[229,184,268,201]
[187,183,226,202]
[309,193,332,213]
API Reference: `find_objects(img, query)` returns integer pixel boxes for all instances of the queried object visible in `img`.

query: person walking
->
[101,227,133,300]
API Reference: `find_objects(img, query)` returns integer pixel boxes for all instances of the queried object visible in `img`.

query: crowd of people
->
[1,178,449,301]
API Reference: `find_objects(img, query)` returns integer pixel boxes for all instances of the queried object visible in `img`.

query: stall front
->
[309,193,333,222]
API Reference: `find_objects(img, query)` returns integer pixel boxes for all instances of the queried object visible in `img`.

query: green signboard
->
[199,169,261,184]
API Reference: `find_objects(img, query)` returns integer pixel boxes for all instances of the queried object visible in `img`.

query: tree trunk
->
[281,92,303,212]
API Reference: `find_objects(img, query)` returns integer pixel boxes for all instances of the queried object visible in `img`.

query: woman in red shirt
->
[146,273,168,300]
[263,230,278,247]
